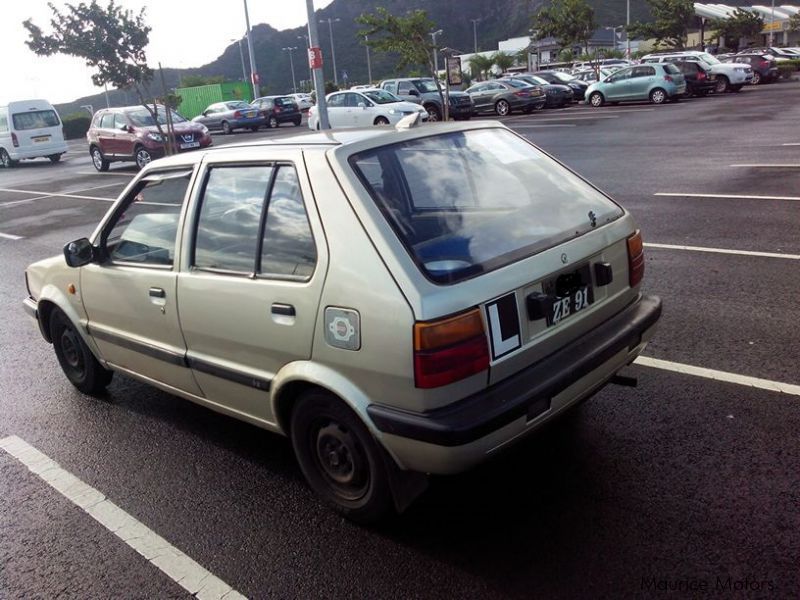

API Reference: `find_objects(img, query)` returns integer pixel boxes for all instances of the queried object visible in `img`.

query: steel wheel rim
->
[59,326,85,378]
[652,90,665,104]
[312,420,369,501]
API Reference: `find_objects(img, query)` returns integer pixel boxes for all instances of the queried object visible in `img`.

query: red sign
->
[308,47,323,70]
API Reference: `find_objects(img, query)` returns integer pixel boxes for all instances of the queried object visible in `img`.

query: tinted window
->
[663,64,680,75]
[344,93,362,107]
[194,165,273,273]
[260,166,316,280]
[105,172,191,266]
[114,113,127,129]
[0,112,7,133]
[351,129,623,283]
[100,113,115,129]
[127,109,186,126]
[12,109,60,130]
[327,94,345,108]
[274,97,295,107]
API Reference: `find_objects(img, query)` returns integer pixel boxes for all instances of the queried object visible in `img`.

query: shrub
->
[61,113,91,139]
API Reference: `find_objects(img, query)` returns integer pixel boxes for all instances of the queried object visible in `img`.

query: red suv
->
[87,105,212,171]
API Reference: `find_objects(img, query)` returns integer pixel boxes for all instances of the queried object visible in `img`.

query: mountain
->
[55,0,751,116]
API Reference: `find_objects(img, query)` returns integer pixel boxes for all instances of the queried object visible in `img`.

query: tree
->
[492,51,515,74]
[711,9,763,51]
[789,12,800,32]
[180,75,226,88]
[532,0,595,56]
[357,8,448,118]
[23,1,173,150]
[627,0,695,49]
[469,54,495,80]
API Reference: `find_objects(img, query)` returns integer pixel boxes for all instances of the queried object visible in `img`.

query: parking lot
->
[1,81,799,598]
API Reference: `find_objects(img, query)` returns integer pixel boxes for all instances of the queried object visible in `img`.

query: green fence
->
[176,82,253,119]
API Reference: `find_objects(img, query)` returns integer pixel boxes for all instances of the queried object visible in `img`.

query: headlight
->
[388,109,398,115]
[147,132,163,142]
[199,124,209,135]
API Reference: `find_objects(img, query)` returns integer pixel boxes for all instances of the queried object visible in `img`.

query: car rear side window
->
[663,64,680,75]
[12,110,60,130]
[193,165,274,274]
[0,113,7,133]
[351,129,624,284]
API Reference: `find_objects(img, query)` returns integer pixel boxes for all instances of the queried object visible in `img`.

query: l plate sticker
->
[485,293,521,360]
[324,307,361,351]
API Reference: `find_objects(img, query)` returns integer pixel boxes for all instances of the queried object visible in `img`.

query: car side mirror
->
[408,89,420,97]
[358,102,366,109]
[63,238,95,268]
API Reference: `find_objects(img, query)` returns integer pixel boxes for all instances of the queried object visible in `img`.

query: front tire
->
[494,99,510,116]
[751,72,761,85]
[374,116,390,126]
[268,116,279,129]
[49,308,113,395]
[589,91,604,107]
[48,154,62,163]
[291,390,394,524]
[425,104,441,122]
[91,147,109,172]
[715,76,729,94]
[649,88,667,104]
[293,117,302,126]
[134,146,152,170]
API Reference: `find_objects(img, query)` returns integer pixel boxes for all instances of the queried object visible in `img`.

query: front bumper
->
[369,294,662,473]
[23,296,48,341]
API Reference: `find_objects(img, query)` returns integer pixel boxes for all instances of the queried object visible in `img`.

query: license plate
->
[32,135,50,143]
[179,141,200,149]
[543,264,594,326]
[246,111,256,118]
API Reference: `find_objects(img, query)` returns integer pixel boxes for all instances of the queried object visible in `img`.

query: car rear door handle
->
[149,287,166,298]
[271,303,295,317]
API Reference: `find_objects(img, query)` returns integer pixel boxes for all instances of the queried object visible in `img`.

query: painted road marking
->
[635,357,800,397]
[645,243,800,260]
[0,232,24,240]
[729,164,800,168]
[654,192,800,202]
[0,435,246,600]
[77,171,134,177]
[781,143,800,146]
[514,124,577,129]
[521,115,621,122]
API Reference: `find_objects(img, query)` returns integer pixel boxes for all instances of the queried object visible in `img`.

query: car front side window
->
[104,171,192,267]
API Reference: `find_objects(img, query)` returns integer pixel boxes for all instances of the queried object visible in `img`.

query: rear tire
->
[494,99,510,116]
[268,116,279,129]
[290,390,394,524]
[48,154,62,163]
[293,117,302,126]
[221,121,232,135]
[649,88,667,104]
[90,147,109,172]
[1,148,17,168]
[49,308,113,396]
[249,126,259,132]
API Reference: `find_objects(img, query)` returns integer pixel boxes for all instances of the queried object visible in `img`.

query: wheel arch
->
[36,285,105,362]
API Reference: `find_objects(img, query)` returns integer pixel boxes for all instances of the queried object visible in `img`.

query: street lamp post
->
[626,0,631,58]
[298,34,313,87]
[319,17,341,86]
[282,47,298,93]
[770,0,775,46]
[306,0,329,129]
[364,35,373,84]
[470,18,481,54]
[243,0,259,100]
[430,29,443,75]
[231,38,247,83]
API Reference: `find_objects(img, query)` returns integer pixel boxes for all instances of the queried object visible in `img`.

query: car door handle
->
[271,303,295,316]
[149,287,166,298]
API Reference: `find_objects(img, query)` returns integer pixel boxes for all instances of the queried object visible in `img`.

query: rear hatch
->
[348,126,639,392]
[273,97,299,116]
[11,107,64,151]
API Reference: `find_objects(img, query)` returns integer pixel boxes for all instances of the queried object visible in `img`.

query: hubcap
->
[497,102,508,116]
[270,118,277,128]
[92,150,102,169]
[1,151,8,167]
[753,73,760,84]
[136,150,151,168]
[314,422,368,500]
[428,109,439,122]
[653,91,665,103]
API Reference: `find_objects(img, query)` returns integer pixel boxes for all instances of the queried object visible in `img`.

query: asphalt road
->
[1,83,798,599]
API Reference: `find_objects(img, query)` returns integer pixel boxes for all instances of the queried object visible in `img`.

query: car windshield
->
[351,128,623,284]
[413,79,440,93]
[127,109,187,126]
[698,53,720,65]
[551,72,575,83]
[363,89,401,104]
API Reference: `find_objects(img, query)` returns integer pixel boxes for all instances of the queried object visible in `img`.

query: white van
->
[0,99,68,167]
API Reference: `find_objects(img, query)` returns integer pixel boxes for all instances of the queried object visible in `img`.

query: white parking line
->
[781,143,800,146]
[77,171,134,177]
[513,124,577,128]
[729,164,800,168]
[0,232,24,240]
[635,356,800,397]
[0,435,246,600]
[654,192,800,202]
[645,243,800,260]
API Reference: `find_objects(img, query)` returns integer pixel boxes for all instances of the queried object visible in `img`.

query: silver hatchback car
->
[23,120,661,522]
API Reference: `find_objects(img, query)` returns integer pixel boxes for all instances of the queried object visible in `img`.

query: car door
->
[347,92,370,126]
[113,112,136,157]
[96,112,119,157]
[176,153,327,423]
[81,168,203,396]
[325,93,347,127]
[603,67,632,101]
[467,84,489,112]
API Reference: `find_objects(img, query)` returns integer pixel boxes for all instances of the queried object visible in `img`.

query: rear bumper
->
[370,294,662,473]
[10,142,68,160]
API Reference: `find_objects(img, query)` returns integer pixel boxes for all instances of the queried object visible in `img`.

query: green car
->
[586,63,686,106]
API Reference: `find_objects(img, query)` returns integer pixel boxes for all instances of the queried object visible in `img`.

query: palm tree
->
[469,54,495,81]
[492,51,515,74]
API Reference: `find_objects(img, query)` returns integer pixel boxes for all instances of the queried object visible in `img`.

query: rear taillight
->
[11,132,19,147]
[664,75,673,82]
[759,60,770,68]
[513,90,530,97]
[697,71,706,81]
[233,110,242,118]
[627,230,645,288]
[413,308,489,389]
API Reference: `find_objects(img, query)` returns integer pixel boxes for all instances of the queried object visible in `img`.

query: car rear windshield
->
[274,97,295,107]
[350,128,624,284]
[12,110,60,130]
[663,63,681,74]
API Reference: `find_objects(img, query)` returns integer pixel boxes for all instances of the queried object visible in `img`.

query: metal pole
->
[299,34,312,85]
[103,82,110,108]
[365,36,372,84]
[430,30,442,76]
[236,39,247,83]
[306,0,330,129]
[770,0,775,46]
[626,0,631,58]
[283,47,298,93]
[471,19,480,54]
[243,0,259,100]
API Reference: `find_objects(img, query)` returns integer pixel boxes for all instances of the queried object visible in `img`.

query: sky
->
[1,0,335,105]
